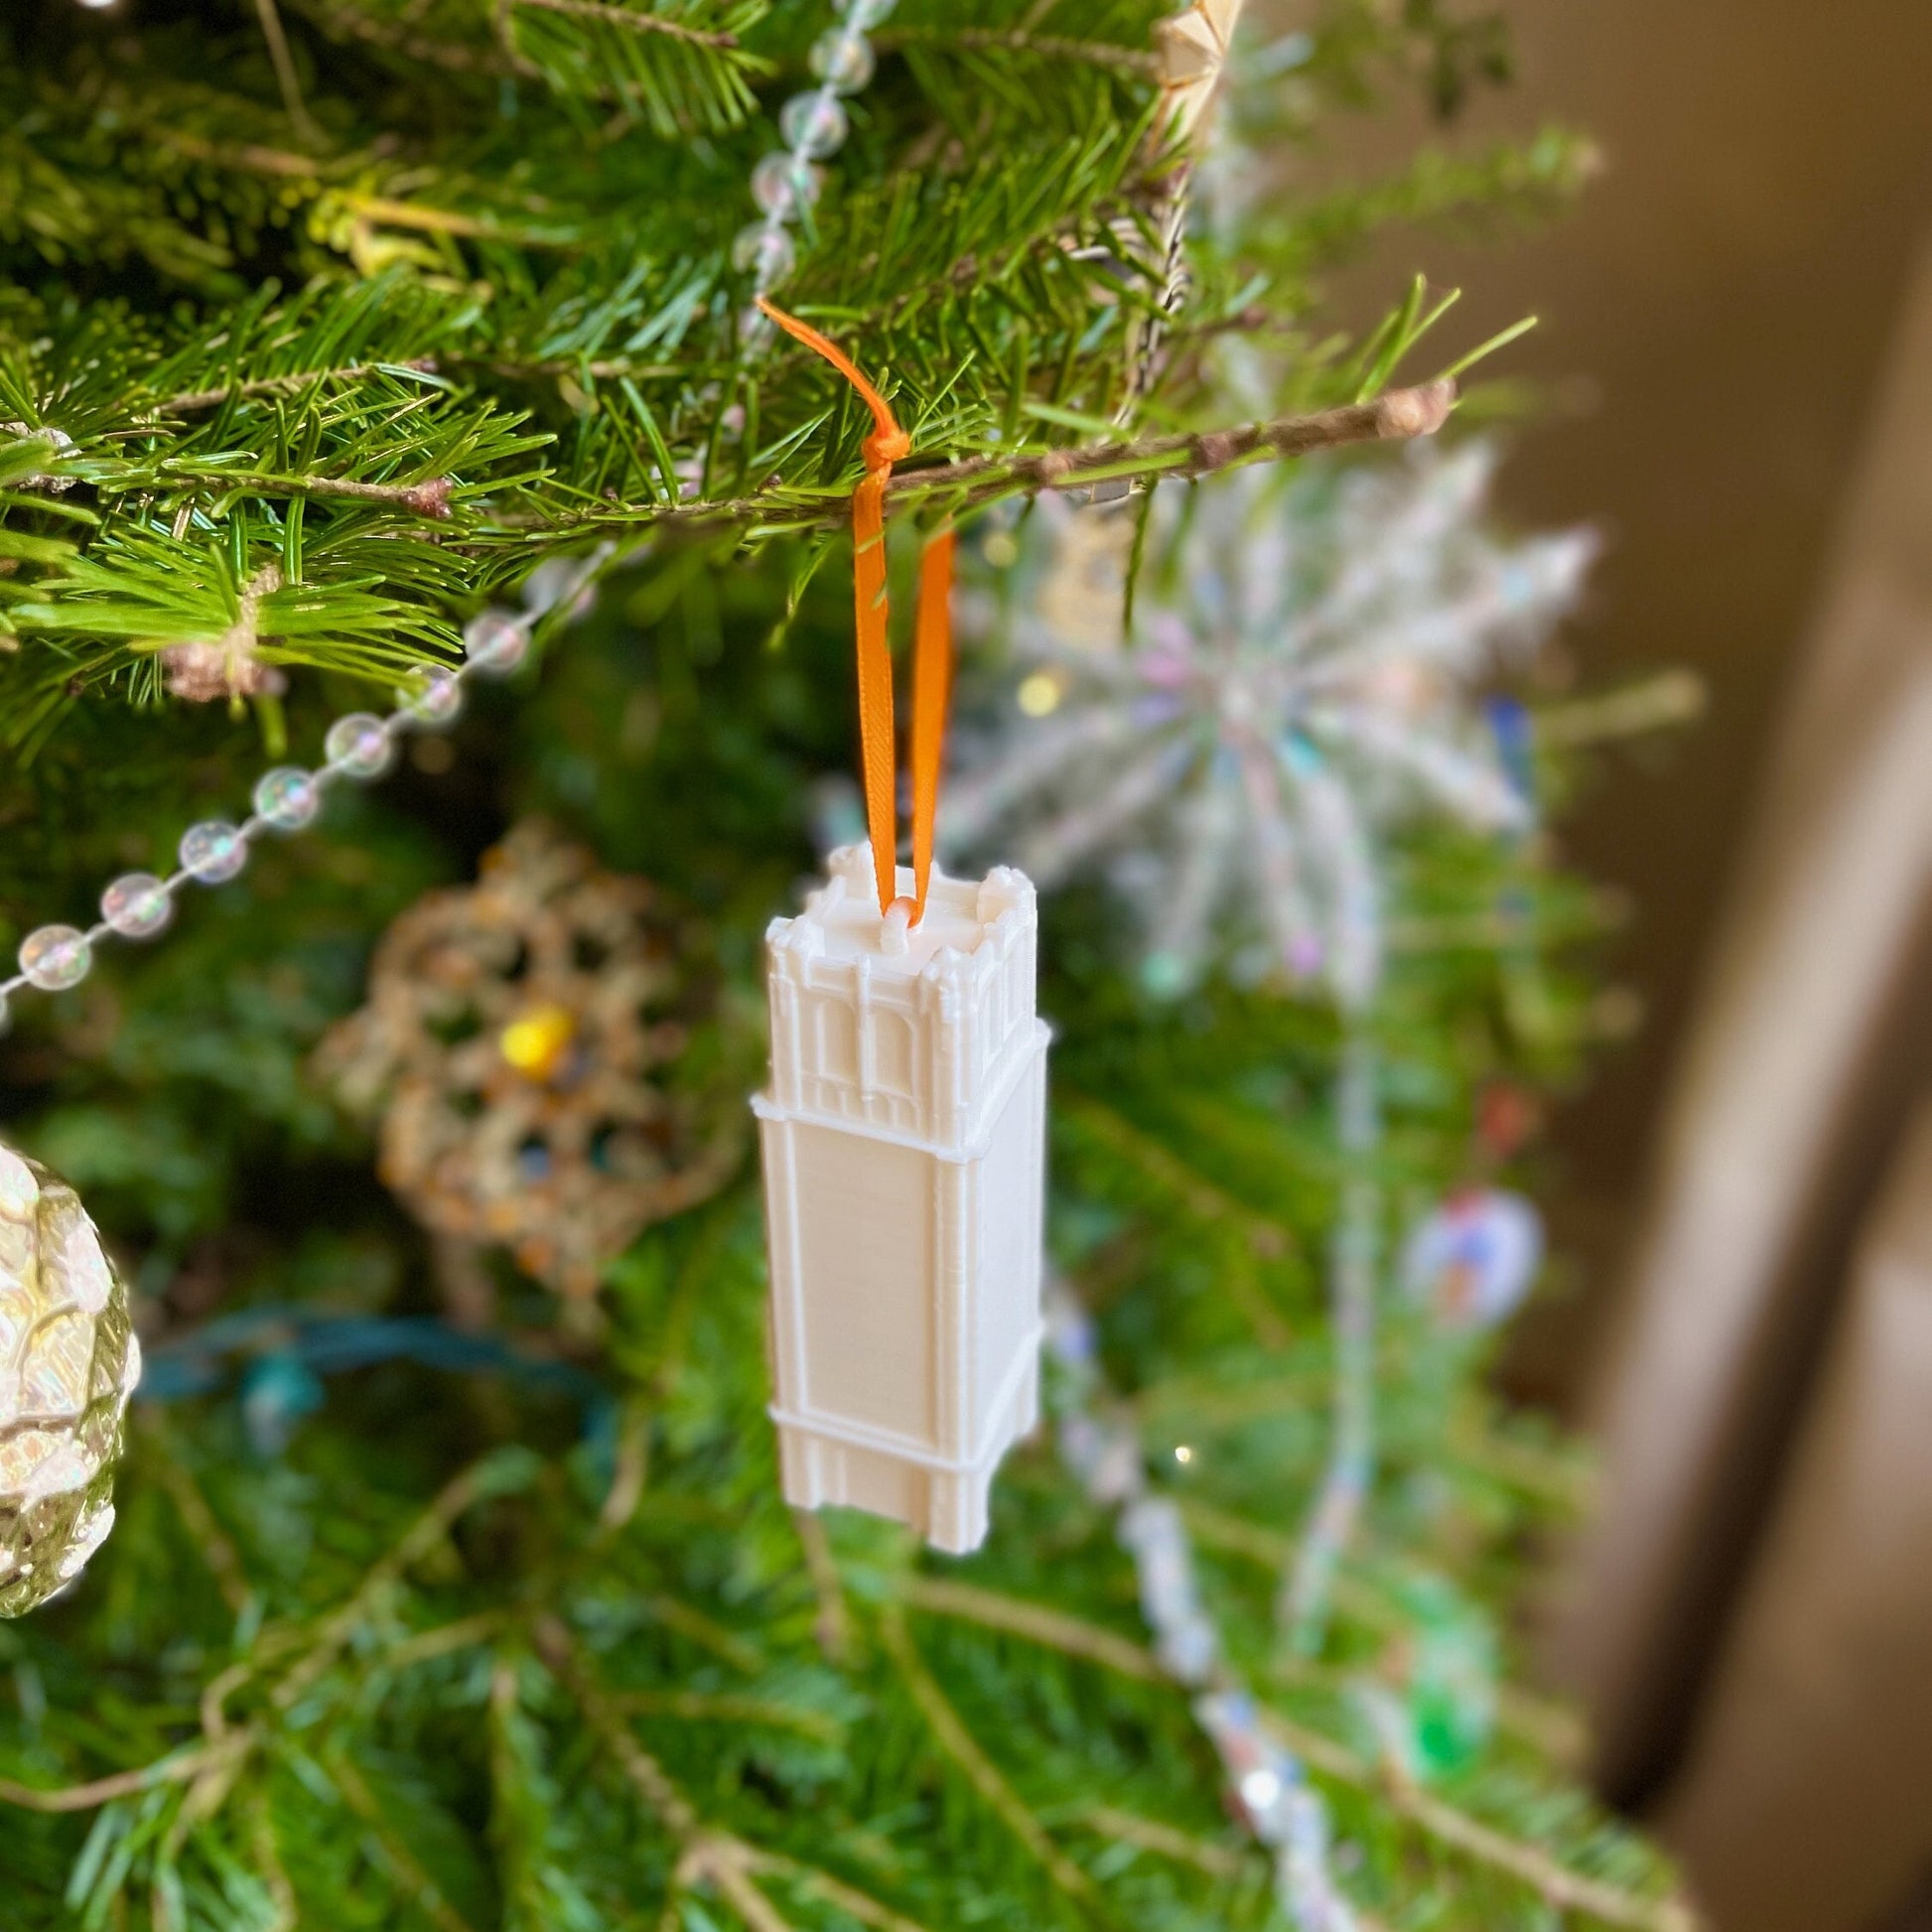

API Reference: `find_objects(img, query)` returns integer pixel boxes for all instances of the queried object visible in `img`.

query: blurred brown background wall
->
[1316,0,1932,1912]
[1326,0,1932,1379]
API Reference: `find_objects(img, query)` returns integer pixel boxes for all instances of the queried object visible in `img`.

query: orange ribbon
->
[758,297,954,923]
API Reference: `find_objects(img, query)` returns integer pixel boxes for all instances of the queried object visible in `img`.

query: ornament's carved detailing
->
[757,846,1048,1555]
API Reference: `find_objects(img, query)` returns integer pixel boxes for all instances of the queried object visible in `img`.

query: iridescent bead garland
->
[1044,1282,1357,1930]
[0,554,606,1030]
[733,0,895,350]
[1279,1033,1381,1653]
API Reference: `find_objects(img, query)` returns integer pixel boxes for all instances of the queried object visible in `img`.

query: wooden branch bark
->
[615,379,1456,541]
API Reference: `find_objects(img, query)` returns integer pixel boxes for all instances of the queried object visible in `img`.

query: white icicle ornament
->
[0,1145,139,1614]
[756,847,1048,1555]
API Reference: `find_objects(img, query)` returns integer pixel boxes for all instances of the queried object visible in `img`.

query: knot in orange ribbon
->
[759,297,953,925]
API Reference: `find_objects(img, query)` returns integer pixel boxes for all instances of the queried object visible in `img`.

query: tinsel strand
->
[1044,1280,1359,1930]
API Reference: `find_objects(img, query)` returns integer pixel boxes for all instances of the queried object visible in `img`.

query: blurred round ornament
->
[317,823,741,1297]
[1400,1186,1543,1331]
[1398,1575,1498,1777]
[1353,1574,1498,1781]
[0,1145,139,1614]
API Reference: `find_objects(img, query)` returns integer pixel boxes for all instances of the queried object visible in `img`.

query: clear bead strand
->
[734,0,894,352]
[0,551,609,1031]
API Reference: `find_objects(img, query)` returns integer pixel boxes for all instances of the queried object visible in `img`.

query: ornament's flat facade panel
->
[758,847,1047,1555]
[790,1123,933,1441]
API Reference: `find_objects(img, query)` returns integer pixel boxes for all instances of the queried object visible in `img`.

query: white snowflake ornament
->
[947,446,1593,1005]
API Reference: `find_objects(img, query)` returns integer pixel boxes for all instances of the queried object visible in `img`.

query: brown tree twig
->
[640,1591,763,1673]
[0,1739,243,1815]
[792,1507,853,1665]
[157,359,443,415]
[1080,1804,1248,1879]
[252,0,321,143]
[748,1851,937,1932]
[537,1617,798,1932]
[124,468,456,517]
[609,379,1455,541]
[913,379,1454,494]
[1532,669,1708,748]
[875,25,1160,75]
[900,1575,1162,1684]
[507,0,746,50]
[302,1,508,74]
[608,1688,843,1744]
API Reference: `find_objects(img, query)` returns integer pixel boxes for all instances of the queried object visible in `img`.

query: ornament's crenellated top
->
[762,846,1042,1155]
[767,844,1035,983]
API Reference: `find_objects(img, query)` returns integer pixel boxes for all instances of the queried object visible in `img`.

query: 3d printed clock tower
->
[756,845,1049,1555]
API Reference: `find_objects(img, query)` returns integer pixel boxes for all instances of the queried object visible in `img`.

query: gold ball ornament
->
[0,1145,139,1615]
[318,822,742,1297]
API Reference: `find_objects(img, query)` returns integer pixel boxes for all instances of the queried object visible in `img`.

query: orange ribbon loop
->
[909,528,954,921]
[758,298,953,924]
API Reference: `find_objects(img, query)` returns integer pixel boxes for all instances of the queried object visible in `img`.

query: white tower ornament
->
[756,845,1049,1555]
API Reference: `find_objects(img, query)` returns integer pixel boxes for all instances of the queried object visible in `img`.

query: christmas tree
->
[0,1,1697,1926]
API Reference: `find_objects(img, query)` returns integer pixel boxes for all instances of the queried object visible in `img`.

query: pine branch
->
[900,1577,1162,1685]
[588,381,1456,542]
[878,1606,1096,1903]
[1058,1090,1302,1266]
[538,1617,798,1932]
[1258,1707,1702,1932]
[1080,1805,1248,1880]
[271,1455,521,1715]
[607,1690,843,1745]
[792,1508,853,1666]
[907,1573,1695,1930]
[1057,1091,1297,1349]
[140,1412,253,1614]
[155,359,445,416]
[0,1741,240,1815]
[508,0,745,50]
[753,1854,940,1932]
[877,25,1162,77]
[330,1748,484,1932]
